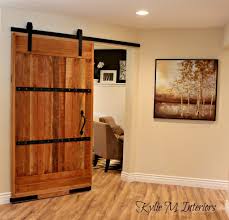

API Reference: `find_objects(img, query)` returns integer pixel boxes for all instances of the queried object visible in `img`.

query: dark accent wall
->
[94,49,127,83]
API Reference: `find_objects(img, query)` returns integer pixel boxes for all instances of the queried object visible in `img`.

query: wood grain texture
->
[11,32,94,198]
[11,34,16,196]
[14,33,93,59]
[1,169,228,220]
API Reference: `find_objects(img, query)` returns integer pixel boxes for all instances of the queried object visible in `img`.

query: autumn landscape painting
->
[154,59,218,120]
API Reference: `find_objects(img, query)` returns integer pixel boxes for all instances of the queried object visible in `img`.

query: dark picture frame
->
[154,59,218,121]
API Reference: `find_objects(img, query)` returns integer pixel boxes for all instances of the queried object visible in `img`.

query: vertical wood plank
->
[11,33,16,194]
[53,57,66,172]
[32,56,46,175]
[71,59,80,170]
[29,55,38,176]
[79,59,86,170]
[43,57,54,173]
[52,57,60,173]
[84,43,94,175]
[15,53,31,177]
[64,58,74,171]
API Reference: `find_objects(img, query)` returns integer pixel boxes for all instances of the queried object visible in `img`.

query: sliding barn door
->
[11,33,93,200]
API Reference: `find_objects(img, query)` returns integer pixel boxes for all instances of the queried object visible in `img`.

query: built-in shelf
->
[94,83,126,87]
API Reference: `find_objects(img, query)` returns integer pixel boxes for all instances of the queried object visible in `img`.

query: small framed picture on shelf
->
[100,70,117,84]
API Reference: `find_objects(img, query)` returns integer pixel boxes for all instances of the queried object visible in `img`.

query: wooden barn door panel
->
[15,92,87,140]
[12,33,93,199]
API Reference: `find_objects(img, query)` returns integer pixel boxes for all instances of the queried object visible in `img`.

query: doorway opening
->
[93,43,128,174]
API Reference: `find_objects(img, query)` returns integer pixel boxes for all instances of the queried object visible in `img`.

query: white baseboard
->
[0,174,227,205]
[0,192,11,205]
[121,172,229,190]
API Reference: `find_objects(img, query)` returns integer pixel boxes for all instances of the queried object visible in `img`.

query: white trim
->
[0,192,11,205]
[94,83,126,87]
[121,172,229,190]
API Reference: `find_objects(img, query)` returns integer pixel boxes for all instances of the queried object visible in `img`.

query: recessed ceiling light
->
[136,10,149,16]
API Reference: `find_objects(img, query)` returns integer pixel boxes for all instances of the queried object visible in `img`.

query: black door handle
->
[80,110,86,135]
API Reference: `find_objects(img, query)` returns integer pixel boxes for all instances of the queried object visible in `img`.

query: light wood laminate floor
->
[0,169,228,220]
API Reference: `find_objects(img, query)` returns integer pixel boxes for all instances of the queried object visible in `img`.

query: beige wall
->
[0,7,139,193]
[0,8,11,194]
[0,7,229,194]
[224,24,229,48]
[134,29,229,180]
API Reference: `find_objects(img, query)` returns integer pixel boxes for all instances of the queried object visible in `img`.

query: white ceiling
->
[1,0,229,29]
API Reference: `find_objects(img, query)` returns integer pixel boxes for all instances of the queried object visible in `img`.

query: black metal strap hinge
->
[16,137,91,146]
[10,195,38,204]
[77,29,83,57]
[69,186,91,194]
[16,87,91,93]
[26,22,33,52]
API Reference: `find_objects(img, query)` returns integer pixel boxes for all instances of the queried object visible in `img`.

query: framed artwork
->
[154,59,218,121]
[119,60,126,81]
[100,70,117,84]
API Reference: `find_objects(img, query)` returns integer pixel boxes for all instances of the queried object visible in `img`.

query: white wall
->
[133,29,229,181]
[93,44,126,127]
[94,84,126,127]
[0,7,139,193]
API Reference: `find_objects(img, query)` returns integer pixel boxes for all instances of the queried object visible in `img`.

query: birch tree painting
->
[154,59,218,120]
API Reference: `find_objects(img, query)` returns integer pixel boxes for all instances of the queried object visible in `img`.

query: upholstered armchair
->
[93,117,124,172]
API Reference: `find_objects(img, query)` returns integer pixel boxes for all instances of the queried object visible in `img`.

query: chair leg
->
[105,159,110,172]
[93,154,99,167]
[120,159,123,170]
